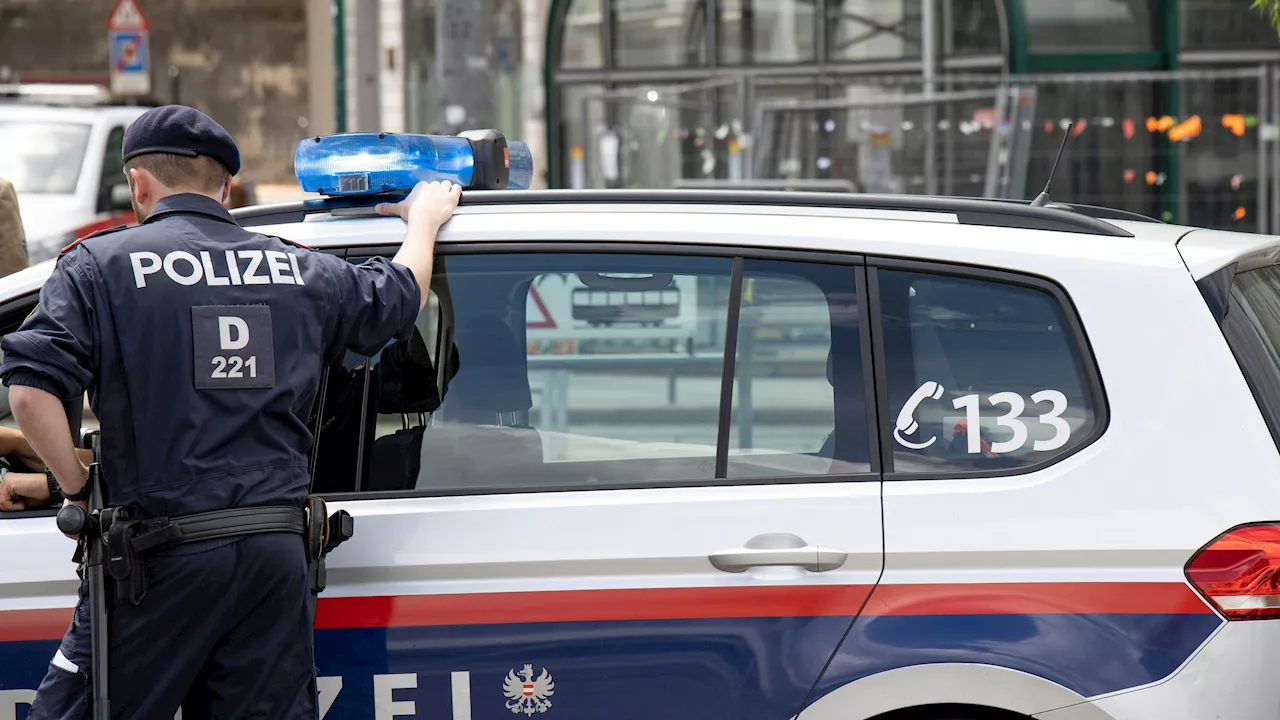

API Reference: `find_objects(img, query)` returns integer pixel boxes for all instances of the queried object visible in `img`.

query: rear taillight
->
[1186,523,1280,620]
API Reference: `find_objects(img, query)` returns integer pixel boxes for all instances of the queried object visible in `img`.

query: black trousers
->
[27,533,317,720]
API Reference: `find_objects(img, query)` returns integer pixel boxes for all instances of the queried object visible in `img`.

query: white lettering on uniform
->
[218,316,250,350]
[240,250,269,285]
[130,252,162,288]
[163,251,203,286]
[225,250,243,285]
[134,250,305,288]
[265,251,295,285]
[290,253,305,285]
[373,673,417,719]
[200,251,230,286]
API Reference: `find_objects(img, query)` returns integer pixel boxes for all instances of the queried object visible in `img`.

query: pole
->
[1260,65,1270,235]
[88,465,109,720]
[55,466,108,720]
[333,0,347,133]
[921,0,938,196]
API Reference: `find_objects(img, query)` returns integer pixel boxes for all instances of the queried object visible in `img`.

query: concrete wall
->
[0,0,314,183]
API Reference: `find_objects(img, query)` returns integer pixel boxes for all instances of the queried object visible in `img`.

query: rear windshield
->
[0,121,91,194]
[1207,264,1280,450]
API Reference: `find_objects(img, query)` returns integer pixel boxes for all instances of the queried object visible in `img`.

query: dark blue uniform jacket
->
[0,193,419,518]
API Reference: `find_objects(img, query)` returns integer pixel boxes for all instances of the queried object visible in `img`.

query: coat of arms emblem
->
[502,664,555,715]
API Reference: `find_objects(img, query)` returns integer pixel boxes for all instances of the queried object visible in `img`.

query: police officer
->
[0,105,460,719]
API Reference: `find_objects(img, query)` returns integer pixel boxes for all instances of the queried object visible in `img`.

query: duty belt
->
[74,497,353,607]
[124,506,305,554]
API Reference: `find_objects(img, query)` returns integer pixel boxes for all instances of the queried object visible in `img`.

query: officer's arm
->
[0,253,98,499]
[375,180,461,310]
[8,387,86,496]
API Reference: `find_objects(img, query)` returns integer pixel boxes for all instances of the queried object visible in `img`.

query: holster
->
[101,507,149,607]
[304,495,354,595]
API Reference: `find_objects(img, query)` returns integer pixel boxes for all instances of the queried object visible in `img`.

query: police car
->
[0,84,148,263]
[0,130,1278,720]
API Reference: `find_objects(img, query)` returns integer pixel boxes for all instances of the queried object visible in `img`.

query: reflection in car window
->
[0,122,91,194]
[729,259,869,477]
[313,251,879,495]
[1218,265,1280,453]
[879,269,1099,474]
[376,252,735,492]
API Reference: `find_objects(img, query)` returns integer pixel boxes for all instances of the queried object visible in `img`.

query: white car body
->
[0,190,1276,720]
[0,102,147,263]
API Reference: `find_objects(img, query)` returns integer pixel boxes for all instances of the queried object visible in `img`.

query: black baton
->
[55,463,109,720]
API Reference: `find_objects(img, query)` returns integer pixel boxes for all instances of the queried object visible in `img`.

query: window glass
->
[1216,264,1280,452]
[98,126,127,212]
[826,0,920,62]
[729,260,869,477]
[878,269,1099,474]
[557,84,606,189]
[101,127,125,188]
[1023,0,1154,53]
[0,122,91,194]
[945,0,1003,55]
[613,0,707,68]
[719,0,816,65]
[362,252,733,493]
[405,0,443,133]
[560,0,605,68]
[1182,0,1280,50]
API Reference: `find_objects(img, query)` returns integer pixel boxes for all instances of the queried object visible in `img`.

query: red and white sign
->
[107,0,149,31]
[526,286,557,330]
[107,0,150,96]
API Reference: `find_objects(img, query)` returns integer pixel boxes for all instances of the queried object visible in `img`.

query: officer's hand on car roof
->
[374,180,462,227]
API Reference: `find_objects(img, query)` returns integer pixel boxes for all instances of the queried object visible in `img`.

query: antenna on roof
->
[1031,121,1073,207]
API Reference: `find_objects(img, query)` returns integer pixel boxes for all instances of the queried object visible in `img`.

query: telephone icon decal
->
[894,381,945,449]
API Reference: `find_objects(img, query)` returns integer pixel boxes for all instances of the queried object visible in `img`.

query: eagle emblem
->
[502,664,554,715]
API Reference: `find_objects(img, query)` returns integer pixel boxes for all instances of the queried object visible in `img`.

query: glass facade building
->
[543,0,1280,232]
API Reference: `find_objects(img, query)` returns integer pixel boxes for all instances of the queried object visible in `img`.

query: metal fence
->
[573,66,1279,234]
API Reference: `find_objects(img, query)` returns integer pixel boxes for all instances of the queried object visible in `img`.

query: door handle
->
[709,533,849,573]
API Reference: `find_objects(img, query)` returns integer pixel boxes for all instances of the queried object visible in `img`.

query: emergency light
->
[294,129,534,196]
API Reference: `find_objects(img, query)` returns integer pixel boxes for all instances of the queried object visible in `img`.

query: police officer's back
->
[0,106,459,719]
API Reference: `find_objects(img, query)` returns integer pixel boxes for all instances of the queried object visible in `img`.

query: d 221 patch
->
[191,305,276,389]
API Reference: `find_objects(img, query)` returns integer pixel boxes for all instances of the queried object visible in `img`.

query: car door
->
[308,243,884,720]
[799,260,1121,718]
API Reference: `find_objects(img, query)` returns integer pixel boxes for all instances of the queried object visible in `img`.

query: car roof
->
[236,189,1153,238]
[234,189,1199,250]
[224,190,1215,285]
[0,190,1247,303]
[0,103,147,125]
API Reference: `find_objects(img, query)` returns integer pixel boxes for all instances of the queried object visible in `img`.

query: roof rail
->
[984,198,1163,224]
[234,189,1134,237]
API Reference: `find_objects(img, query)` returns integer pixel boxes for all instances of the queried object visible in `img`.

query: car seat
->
[366,327,455,491]
[416,314,545,489]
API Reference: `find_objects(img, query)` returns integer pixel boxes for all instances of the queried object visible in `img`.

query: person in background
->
[0,177,30,278]
[0,426,93,511]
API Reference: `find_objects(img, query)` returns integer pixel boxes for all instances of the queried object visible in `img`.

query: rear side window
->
[1210,264,1280,450]
[307,248,875,496]
[877,268,1103,475]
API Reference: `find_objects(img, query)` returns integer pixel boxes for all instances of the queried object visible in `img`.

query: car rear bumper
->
[1035,619,1280,720]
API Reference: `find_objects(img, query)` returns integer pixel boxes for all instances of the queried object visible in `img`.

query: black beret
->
[123,105,240,176]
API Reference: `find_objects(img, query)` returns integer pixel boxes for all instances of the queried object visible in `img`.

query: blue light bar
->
[294,132,535,196]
